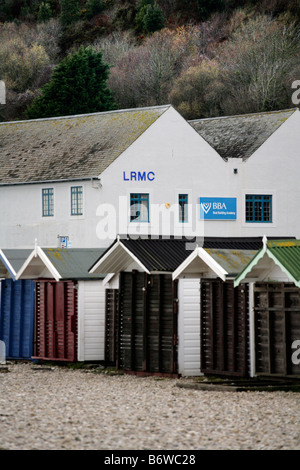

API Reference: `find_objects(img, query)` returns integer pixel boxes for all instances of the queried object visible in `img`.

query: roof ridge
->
[0,104,172,126]
[188,108,297,123]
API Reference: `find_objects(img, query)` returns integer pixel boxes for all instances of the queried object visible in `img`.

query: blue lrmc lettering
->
[123,171,155,181]
[147,171,155,181]
[138,171,146,181]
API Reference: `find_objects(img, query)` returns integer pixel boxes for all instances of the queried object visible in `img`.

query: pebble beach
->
[0,362,299,451]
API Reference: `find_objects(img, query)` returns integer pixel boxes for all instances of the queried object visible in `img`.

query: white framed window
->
[245,194,272,223]
[42,188,54,217]
[71,186,83,216]
[130,193,149,222]
[179,194,188,223]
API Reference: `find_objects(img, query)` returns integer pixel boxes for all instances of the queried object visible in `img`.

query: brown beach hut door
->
[34,280,77,362]
[254,282,300,376]
[200,279,249,377]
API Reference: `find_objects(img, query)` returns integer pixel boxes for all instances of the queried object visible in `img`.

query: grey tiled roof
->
[42,247,107,279]
[1,249,32,272]
[0,106,169,184]
[189,109,297,160]
[205,248,258,277]
[0,248,32,279]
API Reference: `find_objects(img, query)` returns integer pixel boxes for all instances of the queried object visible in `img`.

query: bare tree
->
[91,31,137,66]
[108,27,196,108]
[217,16,300,114]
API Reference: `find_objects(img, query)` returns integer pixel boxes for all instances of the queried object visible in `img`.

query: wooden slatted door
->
[117,272,178,375]
[201,279,249,377]
[34,280,77,362]
[254,283,300,377]
[0,279,35,359]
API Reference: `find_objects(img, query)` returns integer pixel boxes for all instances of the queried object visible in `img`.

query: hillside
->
[0,0,300,121]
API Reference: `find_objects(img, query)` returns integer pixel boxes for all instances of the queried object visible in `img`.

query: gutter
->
[0,176,101,187]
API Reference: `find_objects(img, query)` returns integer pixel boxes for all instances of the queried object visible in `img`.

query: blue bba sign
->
[200,197,237,220]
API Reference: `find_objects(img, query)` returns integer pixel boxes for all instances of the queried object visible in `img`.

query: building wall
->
[243,110,300,239]
[97,106,225,244]
[100,107,300,242]
[1,107,299,248]
[0,179,105,248]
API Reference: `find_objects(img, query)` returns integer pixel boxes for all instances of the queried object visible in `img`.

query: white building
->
[1,105,300,377]
[0,105,299,249]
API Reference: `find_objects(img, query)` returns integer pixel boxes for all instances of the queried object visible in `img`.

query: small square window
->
[179,194,188,223]
[245,195,272,223]
[71,186,83,216]
[42,188,54,217]
[130,193,149,222]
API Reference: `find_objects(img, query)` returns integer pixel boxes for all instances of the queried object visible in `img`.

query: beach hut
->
[16,246,106,363]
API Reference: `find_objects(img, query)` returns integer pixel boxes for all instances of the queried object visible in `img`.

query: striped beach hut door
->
[116,271,178,375]
[0,279,35,360]
[33,280,77,362]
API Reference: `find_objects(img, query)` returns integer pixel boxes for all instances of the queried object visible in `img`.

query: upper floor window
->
[130,193,149,222]
[42,188,54,217]
[71,186,83,216]
[245,194,272,223]
[179,194,188,223]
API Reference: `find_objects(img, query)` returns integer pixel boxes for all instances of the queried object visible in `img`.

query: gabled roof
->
[189,109,297,160]
[89,236,272,275]
[16,247,106,281]
[0,105,170,185]
[90,238,194,274]
[234,239,300,287]
[172,247,257,281]
[0,249,32,279]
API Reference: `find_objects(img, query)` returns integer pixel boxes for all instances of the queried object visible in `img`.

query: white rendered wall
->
[0,179,106,248]
[240,110,300,239]
[77,280,105,362]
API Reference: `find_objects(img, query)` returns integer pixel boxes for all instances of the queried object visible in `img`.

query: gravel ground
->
[0,361,300,451]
